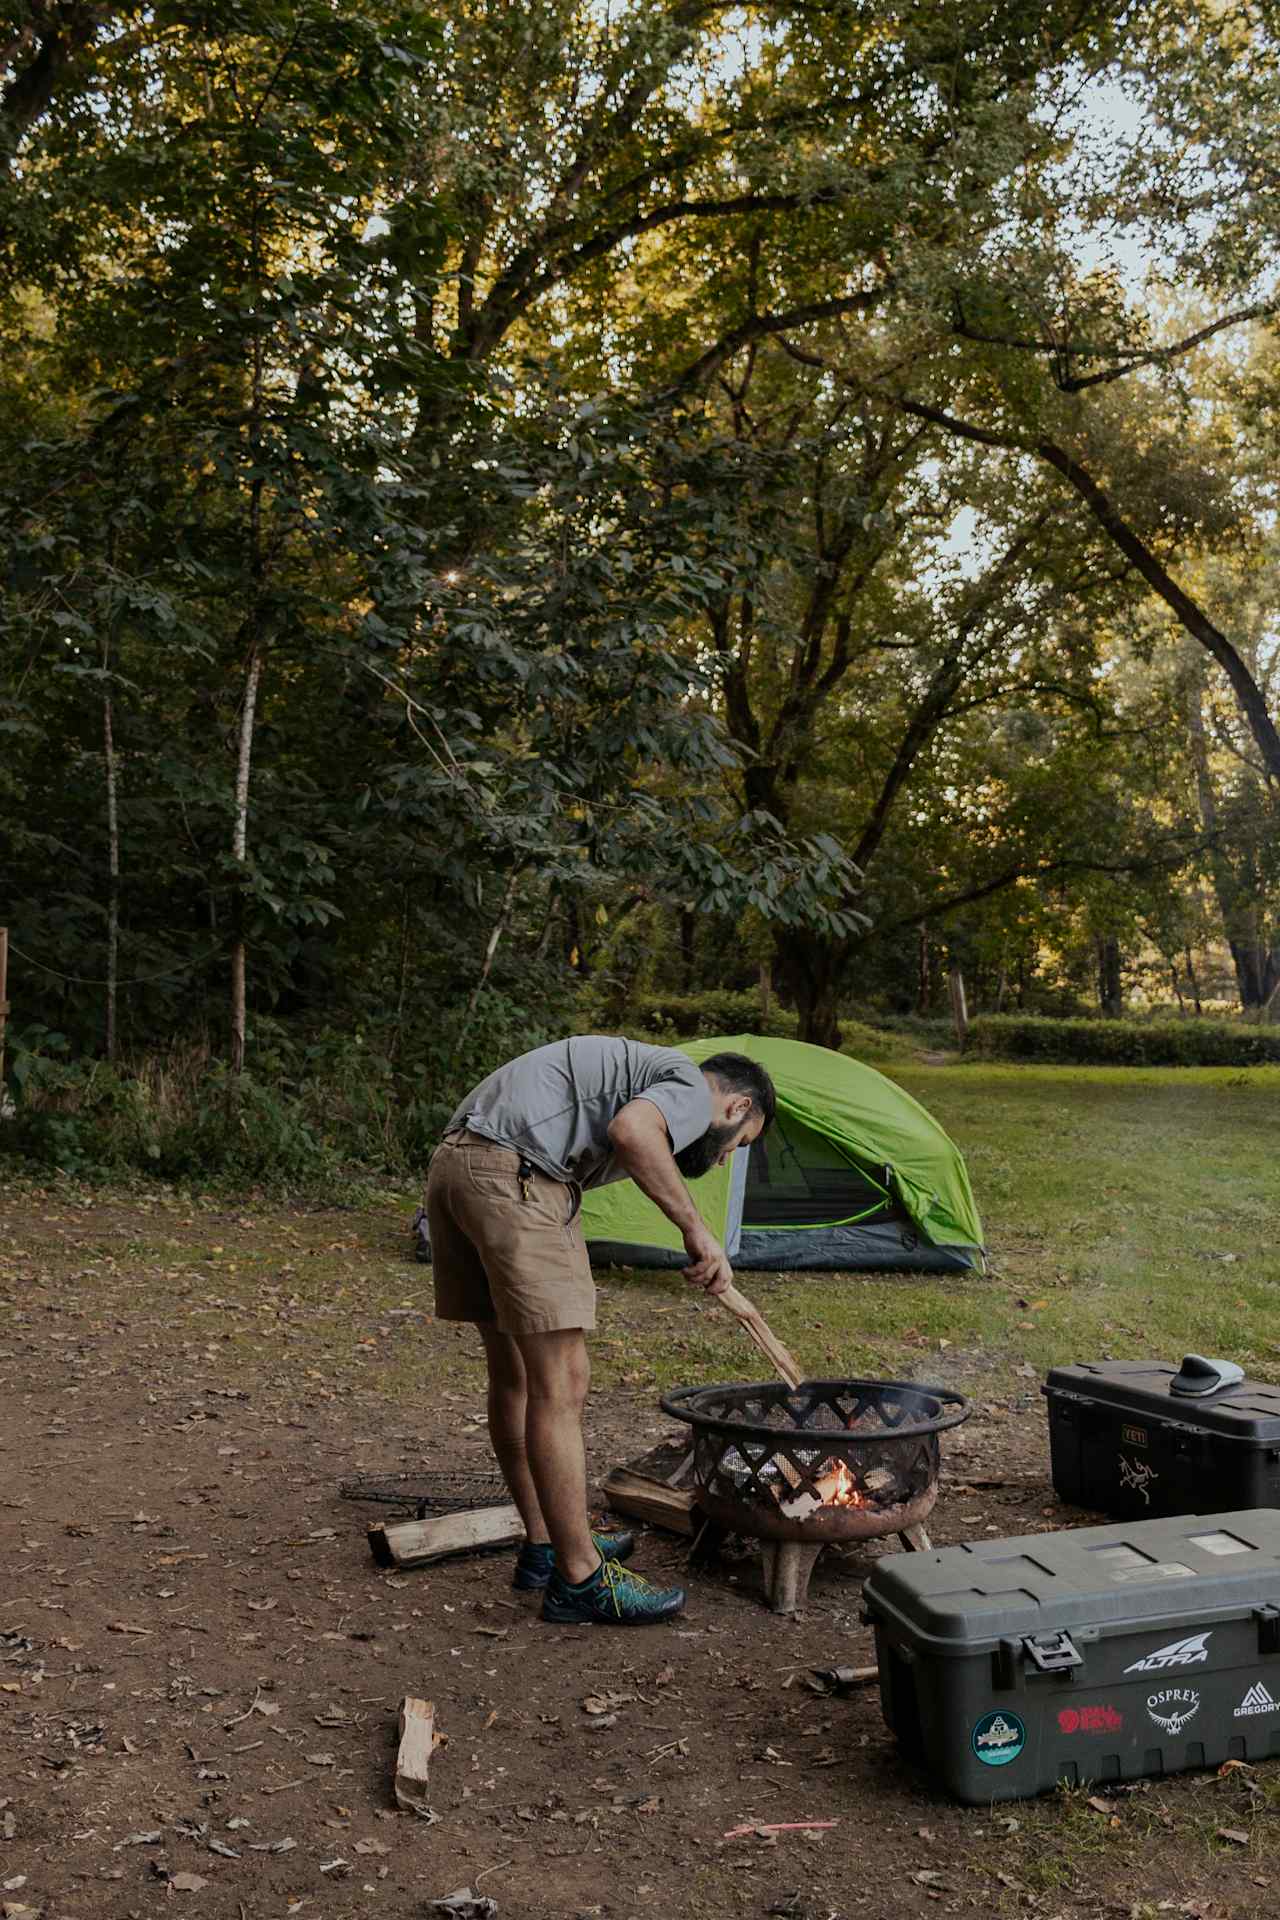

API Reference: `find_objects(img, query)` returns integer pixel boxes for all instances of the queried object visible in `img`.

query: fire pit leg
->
[759,1540,823,1614]
[898,1523,931,1552]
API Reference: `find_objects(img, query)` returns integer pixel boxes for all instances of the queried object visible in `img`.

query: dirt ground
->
[2,1189,1276,1920]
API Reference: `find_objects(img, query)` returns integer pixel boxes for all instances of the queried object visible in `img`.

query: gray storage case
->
[863,1509,1280,1802]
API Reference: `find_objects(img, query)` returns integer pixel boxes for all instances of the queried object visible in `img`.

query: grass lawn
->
[581,1061,1280,1397]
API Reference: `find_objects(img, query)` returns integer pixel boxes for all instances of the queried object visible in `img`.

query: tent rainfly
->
[581,1034,984,1274]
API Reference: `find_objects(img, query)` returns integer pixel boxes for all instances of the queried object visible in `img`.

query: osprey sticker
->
[1124,1631,1211,1674]
[1146,1688,1200,1736]
[1235,1682,1280,1719]
[972,1710,1026,1767]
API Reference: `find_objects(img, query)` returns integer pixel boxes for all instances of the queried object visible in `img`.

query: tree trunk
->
[680,907,695,990]
[1096,935,1123,1017]
[1184,946,1203,1017]
[103,685,120,1062]
[229,642,263,1076]
[947,966,969,1045]
[916,923,930,1013]
[775,935,843,1049]
[1186,674,1268,1009]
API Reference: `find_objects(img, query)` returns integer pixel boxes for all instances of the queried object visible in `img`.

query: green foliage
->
[964,1015,1280,1068]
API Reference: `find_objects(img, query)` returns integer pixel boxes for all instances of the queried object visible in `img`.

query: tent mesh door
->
[743,1114,902,1229]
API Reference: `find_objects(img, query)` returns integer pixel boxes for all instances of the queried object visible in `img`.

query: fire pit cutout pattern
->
[661,1378,970,1611]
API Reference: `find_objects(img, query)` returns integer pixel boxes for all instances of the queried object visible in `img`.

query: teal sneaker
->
[540,1557,686,1625]
[512,1530,635,1591]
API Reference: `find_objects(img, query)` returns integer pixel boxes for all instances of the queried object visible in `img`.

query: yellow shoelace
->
[599,1557,661,1615]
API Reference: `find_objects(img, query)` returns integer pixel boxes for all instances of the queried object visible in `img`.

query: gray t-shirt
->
[447,1036,711,1189]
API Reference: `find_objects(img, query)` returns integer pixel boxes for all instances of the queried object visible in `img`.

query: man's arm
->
[606,1099,733,1295]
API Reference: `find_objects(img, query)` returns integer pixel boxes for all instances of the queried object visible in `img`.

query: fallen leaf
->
[1217,1827,1251,1847]
[581,1692,634,1714]
[306,1753,335,1767]
[106,1621,153,1636]
[1087,1796,1115,1815]
[247,1837,297,1854]
[354,1839,390,1856]
[115,1831,164,1849]
[911,1870,947,1889]
[247,1599,278,1613]
[206,1840,240,1860]
[171,1872,209,1891]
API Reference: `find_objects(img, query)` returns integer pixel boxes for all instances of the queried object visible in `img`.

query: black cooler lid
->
[1043,1359,1280,1443]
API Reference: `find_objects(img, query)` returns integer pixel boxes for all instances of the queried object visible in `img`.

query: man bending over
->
[424,1038,776,1625]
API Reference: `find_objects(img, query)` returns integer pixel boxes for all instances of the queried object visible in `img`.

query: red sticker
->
[1058,1704,1122,1734]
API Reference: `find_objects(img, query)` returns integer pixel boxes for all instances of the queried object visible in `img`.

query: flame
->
[812,1459,868,1508]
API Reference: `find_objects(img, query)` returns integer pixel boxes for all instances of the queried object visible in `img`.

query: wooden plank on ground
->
[602,1467,698,1536]
[367,1504,523,1569]
[394,1696,438,1816]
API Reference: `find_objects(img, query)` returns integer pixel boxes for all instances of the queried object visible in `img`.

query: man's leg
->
[513,1328,599,1586]
[478,1324,549,1545]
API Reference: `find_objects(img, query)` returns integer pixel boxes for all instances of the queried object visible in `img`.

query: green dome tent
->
[581,1034,984,1274]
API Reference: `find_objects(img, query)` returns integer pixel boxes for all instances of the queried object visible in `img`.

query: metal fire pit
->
[660,1378,970,1611]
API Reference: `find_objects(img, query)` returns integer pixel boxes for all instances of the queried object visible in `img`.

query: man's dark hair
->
[700,1052,777,1130]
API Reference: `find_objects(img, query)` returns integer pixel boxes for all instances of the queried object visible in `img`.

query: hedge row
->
[964,1015,1280,1067]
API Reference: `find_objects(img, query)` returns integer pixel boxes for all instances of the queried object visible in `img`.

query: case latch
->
[1022,1629,1084,1673]
[1254,1604,1280,1655]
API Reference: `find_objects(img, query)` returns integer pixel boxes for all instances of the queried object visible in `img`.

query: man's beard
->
[674,1121,743,1180]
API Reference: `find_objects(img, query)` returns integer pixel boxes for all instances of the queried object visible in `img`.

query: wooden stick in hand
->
[718,1282,804,1388]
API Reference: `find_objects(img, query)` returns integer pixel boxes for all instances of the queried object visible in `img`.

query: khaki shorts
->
[425,1130,595,1335]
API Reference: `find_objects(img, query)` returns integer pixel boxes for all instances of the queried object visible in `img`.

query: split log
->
[367,1504,523,1570]
[601,1468,698,1536]
[394,1696,439,1816]
[718,1284,804,1388]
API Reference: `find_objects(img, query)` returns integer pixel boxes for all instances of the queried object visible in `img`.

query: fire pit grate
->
[338,1470,510,1521]
[661,1378,969,1545]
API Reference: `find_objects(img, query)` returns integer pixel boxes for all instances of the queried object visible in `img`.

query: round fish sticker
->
[972,1710,1026,1767]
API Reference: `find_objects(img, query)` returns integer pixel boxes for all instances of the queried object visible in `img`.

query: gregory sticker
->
[1124,1631,1211,1673]
[1146,1688,1200,1735]
[1058,1704,1123,1735]
[1235,1682,1280,1719]
[972,1711,1025,1766]
[1118,1454,1158,1503]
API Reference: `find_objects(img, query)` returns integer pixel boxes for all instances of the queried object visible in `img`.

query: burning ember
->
[813,1459,869,1508]
[770,1455,891,1521]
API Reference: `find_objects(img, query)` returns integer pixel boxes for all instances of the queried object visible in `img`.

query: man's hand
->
[682,1219,733,1297]
[607,1099,734,1295]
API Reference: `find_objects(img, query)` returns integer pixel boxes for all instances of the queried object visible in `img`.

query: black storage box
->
[863,1508,1280,1803]
[1044,1356,1280,1520]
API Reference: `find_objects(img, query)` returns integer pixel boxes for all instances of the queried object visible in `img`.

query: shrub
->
[964,1015,1280,1067]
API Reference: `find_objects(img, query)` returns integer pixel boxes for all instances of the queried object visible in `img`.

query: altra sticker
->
[1145,1688,1200,1736]
[1124,1631,1211,1674]
[972,1711,1025,1767]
